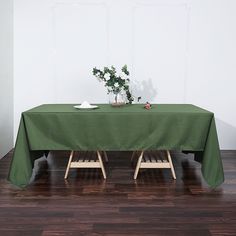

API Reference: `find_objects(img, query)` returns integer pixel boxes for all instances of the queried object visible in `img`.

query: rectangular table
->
[8,104,224,188]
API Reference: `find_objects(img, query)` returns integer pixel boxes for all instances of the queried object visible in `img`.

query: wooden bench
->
[133,150,176,180]
[64,151,108,179]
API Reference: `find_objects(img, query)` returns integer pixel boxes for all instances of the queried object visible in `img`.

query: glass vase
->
[109,91,125,107]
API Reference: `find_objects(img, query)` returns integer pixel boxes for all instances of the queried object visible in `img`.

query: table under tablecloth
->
[8,104,224,188]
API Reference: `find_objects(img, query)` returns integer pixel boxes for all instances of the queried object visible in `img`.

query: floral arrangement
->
[92,65,134,104]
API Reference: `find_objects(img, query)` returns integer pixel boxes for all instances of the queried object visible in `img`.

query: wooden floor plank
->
[0,150,236,235]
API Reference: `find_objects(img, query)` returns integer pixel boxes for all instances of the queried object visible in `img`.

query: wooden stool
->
[64,151,107,179]
[133,150,176,180]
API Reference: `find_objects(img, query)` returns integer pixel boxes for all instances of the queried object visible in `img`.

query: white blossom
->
[114,82,119,88]
[104,73,110,80]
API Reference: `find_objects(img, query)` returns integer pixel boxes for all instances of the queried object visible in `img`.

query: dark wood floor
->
[0,150,236,236]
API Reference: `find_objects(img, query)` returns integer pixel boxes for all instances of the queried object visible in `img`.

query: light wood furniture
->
[133,150,176,180]
[64,151,107,179]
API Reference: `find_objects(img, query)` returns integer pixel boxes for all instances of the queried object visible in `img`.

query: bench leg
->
[64,151,74,179]
[97,151,107,179]
[166,150,176,179]
[134,151,144,179]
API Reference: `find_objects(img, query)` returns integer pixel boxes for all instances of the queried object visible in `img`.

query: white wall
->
[14,0,236,149]
[0,0,13,158]
[187,0,236,149]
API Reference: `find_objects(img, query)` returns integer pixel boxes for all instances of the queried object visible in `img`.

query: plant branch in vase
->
[92,65,134,106]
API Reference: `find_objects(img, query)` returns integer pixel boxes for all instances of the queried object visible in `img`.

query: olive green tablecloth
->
[8,104,224,188]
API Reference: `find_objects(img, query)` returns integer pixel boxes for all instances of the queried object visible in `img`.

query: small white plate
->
[73,105,98,109]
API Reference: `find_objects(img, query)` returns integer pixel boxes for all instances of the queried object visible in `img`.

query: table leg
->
[131,151,137,162]
[103,151,108,162]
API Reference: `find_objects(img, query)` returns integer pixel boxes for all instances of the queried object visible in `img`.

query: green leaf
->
[92,64,138,104]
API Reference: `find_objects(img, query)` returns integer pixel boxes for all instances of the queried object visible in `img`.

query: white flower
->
[104,73,110,80]
[114,82,119,88]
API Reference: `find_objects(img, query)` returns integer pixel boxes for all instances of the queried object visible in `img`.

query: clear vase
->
[109,91,125,107]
